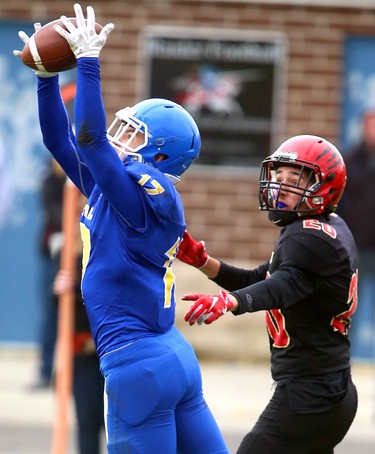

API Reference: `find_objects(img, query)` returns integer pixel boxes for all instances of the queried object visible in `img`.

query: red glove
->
[182,290,234,325]
[177,230,209,268]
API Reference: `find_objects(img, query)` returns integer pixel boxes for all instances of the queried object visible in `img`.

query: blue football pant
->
[100,326,229,454]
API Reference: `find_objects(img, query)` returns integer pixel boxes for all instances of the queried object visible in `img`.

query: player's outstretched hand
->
[182,290,234,325]
[13,23,57,77]
[177,230,209,268]
[54,3,114,59]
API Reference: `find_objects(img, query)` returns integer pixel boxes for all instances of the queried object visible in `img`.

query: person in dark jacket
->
[339,108,375,360]
[31,159,65,389]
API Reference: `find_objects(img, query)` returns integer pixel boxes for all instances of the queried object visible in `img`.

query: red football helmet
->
[259,135,347,224]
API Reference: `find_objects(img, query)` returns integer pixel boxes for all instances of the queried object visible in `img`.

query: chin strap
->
[268,210,299,227]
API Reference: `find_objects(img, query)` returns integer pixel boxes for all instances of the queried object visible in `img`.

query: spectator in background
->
[30,158,65,389]
[54,246,105,454]
[339,108,375,361]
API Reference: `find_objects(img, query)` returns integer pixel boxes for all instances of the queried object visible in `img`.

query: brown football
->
[21,18,103,73]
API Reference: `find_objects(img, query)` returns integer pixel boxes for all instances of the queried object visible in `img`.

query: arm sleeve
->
[231,265,317,314]
[74,58,146,229]
[37,75,94,197]
[231,234,323,314]
[211,260,269,291]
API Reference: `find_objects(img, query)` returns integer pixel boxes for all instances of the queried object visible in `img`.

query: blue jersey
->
[38,60,185,357]
[80,162,185,356]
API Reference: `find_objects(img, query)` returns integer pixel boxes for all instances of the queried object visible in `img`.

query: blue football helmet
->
[107,98,201,183]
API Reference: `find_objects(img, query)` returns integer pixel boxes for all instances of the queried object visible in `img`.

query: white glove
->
[54,3,114,59]
[13,23,58,78]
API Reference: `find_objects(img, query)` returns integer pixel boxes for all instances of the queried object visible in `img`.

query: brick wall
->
[2,1,375,262]
[178,166,279,261]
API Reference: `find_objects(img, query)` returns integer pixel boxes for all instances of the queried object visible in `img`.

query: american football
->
[20,18,103,73]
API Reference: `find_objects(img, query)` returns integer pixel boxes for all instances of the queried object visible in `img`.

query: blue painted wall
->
[0,20,74,343]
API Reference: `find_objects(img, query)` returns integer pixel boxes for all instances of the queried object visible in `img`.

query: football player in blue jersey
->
[177,135,358,453]
[14,3,229,453]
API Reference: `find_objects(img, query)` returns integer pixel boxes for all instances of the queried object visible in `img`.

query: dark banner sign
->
[142,27,286,167]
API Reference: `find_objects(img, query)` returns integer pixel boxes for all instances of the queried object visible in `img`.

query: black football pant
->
[73,354,105,454]
[236,370,358,454]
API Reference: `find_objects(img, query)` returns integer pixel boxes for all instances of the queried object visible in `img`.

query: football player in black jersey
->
[177,135,358,454]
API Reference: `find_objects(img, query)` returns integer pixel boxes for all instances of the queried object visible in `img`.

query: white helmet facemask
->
[106,107,149,161]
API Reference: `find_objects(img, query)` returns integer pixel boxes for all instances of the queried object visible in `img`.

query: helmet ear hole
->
[154,153,168,162]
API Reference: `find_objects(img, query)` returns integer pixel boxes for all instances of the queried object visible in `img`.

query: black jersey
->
[213,213,358,380]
